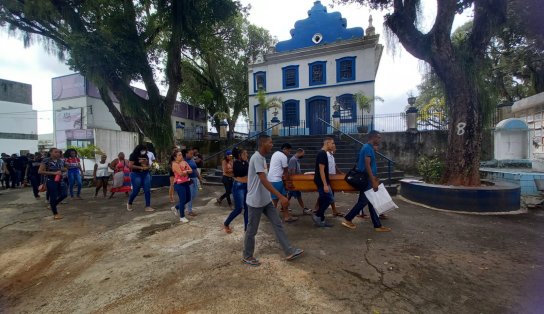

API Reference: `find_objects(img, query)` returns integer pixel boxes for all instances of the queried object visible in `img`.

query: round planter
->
[400,179,520,213]
[151,175,171,188]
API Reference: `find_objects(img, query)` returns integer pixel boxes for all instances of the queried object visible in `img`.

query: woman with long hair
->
[182,148,203,216]
[216,150,233,208]
[64,148,84,199]
[170,150,192,223]
[127,144,154,212]
[168,148,180,203]
[223,148,249,234]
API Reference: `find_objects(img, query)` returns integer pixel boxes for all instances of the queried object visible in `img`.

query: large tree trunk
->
[441,75,483,185]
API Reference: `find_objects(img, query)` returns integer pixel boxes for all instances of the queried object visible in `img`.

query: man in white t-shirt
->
[267,143,297,222]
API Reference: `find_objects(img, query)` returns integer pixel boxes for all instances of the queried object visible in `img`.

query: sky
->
[0,0,471,134]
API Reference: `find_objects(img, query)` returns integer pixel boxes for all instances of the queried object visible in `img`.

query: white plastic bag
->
[364,183,398,215]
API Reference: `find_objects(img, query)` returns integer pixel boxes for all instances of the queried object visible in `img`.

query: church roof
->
[275,1,364,53]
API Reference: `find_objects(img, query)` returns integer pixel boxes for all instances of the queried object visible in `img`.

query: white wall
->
[0,100,38,154]
[79,128,138,174]
[87,97,122,131]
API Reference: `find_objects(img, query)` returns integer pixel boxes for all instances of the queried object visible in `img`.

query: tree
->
[256,89,282,132]
[0,0,239,153]
[335,0,513,186]
[179,14,275,139]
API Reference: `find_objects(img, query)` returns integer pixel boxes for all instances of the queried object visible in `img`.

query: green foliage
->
[256,89,282,131]
[179,13,275,136]
[417,150,445,184]
[0,0,240,152]
[68,145,104,160]
[150,160,170,175]
[354,92,383,112]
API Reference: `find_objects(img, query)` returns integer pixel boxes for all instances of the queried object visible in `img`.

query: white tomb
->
[494,118,529,161]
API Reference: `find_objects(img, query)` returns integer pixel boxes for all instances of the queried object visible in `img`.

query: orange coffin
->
[283,174,357,192]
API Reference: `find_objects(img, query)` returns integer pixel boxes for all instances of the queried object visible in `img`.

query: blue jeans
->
[128,172,151,207]
[186,177,199,212]
[224,181,248,230]
[315,185,334,221]
[174,182,191,218]
[29,175,40,197]
[344,189,382,228]
[68,170,82,197]
[46,179,67,215]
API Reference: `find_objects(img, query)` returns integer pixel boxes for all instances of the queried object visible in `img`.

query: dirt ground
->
[0,185,543,314]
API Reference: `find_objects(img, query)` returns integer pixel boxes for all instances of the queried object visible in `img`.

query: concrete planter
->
[151,175,170,188]
[400,179,520,213]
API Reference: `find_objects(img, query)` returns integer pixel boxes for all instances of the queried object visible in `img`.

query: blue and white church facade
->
[248,1,383,136]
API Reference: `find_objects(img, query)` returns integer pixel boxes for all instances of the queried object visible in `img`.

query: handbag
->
[364,183,398,215]
[344,166,369,190]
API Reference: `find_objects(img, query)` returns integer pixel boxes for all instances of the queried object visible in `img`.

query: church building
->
[248,1,382,136]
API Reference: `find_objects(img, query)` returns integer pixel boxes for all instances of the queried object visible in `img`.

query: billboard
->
[52,74,86,100]
[55,108,82,131]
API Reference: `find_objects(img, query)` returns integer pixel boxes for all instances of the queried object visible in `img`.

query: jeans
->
[243,202,295,259]
[224,181,248,230]
[12,169,22,187]
[344,189,382,228]
[29,175,40,197]
[219,176,233,206]
[46,179,67,215]
[315,185,334,221]
[174,182,191,218]
[186,177,199,212]
[68,170,82,197]
[128,172,151,207]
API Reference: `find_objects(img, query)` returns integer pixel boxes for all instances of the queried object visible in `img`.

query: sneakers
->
[375,226,391,232]
[126,203,133,211]
[342,220,356,229]
[242,256,261,267]
[144,207,155,212]
[170,206,178,217]
[303,208,313,215]
[313,215,333,228]
[53,214,63,220]
[286,248,304,261]
[179,217,189,223]
[188,211,198,217]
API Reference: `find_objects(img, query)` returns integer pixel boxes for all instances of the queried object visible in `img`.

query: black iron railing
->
[317,118,396,187]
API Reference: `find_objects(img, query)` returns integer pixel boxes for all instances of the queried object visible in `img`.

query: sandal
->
[333,212,344,217]
[284,216,299,223]
[242,256,261,266]
[223,225,233,234]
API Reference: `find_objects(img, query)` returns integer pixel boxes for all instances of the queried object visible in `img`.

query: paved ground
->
[0,185,543,314]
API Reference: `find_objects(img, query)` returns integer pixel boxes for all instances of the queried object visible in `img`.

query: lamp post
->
[332,101,341,130]
[271,107,280,136]
[406,96,418,132]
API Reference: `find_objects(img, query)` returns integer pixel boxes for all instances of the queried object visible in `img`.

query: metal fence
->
[205,110,499,137]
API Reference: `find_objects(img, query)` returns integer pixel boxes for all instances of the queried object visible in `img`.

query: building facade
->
[51,73,207,157]
[0,79,38,154]
[248,1,382,136]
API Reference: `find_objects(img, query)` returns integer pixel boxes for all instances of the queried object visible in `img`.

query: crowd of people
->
[2,131,391,266]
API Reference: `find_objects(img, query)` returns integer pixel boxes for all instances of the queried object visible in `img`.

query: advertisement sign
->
[52,75,86,100]
[55,108,82,131]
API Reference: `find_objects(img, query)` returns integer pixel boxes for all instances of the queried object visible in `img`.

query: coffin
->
[283,173,357,192]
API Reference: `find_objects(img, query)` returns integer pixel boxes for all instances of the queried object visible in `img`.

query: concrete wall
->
[0,100,38,154]
[366,130,494,175]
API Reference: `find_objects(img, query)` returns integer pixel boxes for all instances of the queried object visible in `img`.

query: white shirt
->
[327,152,336,175]
[267,151,288,182]
[147,151,156,163]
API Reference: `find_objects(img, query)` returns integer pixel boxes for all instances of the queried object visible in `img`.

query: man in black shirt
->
[313,137,335,227]
[193,147,203,175]
[25,153,43,198]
